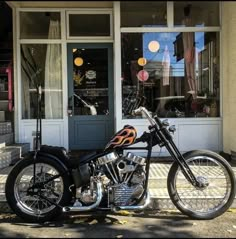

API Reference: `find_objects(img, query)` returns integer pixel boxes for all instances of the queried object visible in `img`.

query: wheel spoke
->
[170,154,235,218]
[14,162,64,215]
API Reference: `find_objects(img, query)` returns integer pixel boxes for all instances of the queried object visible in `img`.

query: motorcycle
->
[5,106,236,222]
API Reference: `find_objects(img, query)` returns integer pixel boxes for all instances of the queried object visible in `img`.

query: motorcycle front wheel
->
[5,156,72,222]
[167,150,236,220]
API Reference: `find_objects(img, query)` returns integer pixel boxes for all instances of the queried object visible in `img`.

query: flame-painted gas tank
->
[105,125,137,150]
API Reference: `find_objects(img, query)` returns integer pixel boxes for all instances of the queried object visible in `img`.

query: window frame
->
[17,8,65,120]
[18,8,63,42]
[120,1,168,28]
[66,9,113,41]
[120,1,222,118]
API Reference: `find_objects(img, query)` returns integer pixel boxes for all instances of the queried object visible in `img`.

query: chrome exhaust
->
[62,182,103,212]
[111,191,151,212]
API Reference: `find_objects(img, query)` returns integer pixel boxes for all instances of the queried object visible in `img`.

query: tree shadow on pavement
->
[0,211,196,238]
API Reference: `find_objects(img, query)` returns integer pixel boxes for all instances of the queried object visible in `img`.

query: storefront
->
[6,1,236,156]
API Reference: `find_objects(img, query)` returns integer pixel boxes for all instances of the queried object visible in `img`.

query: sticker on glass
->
[137,70,149,82]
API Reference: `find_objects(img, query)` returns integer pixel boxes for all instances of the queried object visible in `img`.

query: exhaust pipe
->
[62,182,103,212]
[112,191,151,212]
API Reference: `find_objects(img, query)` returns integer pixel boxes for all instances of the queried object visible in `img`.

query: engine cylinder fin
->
[105,163,118,184]
[113,185,134,206]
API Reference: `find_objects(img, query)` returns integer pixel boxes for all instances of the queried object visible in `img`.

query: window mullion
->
[167,1,174,28]
[19,40,62,44]
[121,27,220,33]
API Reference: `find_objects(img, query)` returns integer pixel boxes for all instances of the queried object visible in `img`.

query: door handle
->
[68,96,73,117]
[67,108,73,117]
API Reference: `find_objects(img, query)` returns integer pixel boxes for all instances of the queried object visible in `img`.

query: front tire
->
[167,150,236,220]
[5,157,72,223]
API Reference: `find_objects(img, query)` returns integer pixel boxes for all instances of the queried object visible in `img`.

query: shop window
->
[120,1,167,27]
[21,44,63,119]
[20,12,61,39]
[174,1,220,27]
[121,32,220,119]
[67,12,111,38]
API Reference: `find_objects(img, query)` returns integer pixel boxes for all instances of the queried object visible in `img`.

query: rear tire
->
[167,150,236,219]
[5,157,72,223]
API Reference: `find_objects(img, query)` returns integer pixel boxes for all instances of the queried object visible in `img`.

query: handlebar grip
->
[133,107,142,115]
[153,115,163,128]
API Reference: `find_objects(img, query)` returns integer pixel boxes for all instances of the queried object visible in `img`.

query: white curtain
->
[21,54,31,119]
[44,20,62,119]
[182,17,197,99]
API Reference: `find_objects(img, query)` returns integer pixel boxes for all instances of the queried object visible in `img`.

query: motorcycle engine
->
[97,152,146,206]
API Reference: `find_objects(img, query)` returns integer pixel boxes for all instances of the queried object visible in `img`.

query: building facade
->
[6,1,236,156]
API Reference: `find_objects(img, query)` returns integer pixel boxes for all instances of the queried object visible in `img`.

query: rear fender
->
[24,151,73,183]
[37,151,69,171]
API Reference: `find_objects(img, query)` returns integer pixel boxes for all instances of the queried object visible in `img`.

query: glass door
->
[67,43,114,150]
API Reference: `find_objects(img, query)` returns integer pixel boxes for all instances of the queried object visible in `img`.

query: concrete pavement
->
[0,210,236,238]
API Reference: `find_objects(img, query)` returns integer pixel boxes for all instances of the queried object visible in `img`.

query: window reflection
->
[69,14,110,37]
[20,12,61,39]
[121,1,167,27]
[73,48,109,115]
[174,2,219,27]
[121,32,220,118]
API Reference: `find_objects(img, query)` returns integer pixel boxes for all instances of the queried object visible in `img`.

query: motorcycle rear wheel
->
[167,150,236,220]
[5,157,71,223]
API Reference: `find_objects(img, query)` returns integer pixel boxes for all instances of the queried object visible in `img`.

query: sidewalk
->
[0,161,236,213]
[1,210,236,238]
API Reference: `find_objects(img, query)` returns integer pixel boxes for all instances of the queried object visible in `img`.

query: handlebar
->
[133,107,175,146]
[133,107,156,126]
[133,106,166,129]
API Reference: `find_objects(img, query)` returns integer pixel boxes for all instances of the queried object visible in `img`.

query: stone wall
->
[222,2,236,154]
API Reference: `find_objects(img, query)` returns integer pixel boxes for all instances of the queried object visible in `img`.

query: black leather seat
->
[39,145,98,167]
[40,145,69,161]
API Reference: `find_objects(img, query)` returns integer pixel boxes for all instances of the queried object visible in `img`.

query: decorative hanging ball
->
[138,57,147,66]
[137,70,149,82]
[74,57,84,66]
[148,40,160,53]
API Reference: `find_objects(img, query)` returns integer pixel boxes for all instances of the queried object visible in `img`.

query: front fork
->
[165,140,200,187]
[155,126,202,188]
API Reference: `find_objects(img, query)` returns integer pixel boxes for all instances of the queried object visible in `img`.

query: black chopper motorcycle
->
[5,106,236,222]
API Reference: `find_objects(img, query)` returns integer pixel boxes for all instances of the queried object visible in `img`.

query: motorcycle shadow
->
[0,211,197,239]
[0,210,190,228]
